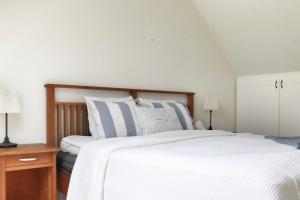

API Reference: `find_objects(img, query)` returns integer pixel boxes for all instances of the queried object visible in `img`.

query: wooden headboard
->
[45,84,195,146]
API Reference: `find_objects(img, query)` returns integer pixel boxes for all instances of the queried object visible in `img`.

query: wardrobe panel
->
[237,75,280,136]
[280,73,300,136]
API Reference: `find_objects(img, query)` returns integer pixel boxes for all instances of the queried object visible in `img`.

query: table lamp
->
[0,90,21,148]
[203,96,219,130]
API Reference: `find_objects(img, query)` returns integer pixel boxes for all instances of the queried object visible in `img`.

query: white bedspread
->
[67,130,300,200]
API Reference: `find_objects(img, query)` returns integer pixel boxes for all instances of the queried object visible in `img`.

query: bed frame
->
[45,83,195,194]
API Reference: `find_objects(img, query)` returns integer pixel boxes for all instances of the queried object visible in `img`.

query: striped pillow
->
[135,107,182,135]
[85,96,134,137]
[137,98,194,130]
[86,98,142,139]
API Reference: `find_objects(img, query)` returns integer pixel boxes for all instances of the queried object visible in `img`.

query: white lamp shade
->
[0,90,21,113]
[203,96,219,111]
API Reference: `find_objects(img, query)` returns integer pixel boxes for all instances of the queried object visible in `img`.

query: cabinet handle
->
[281,80,283,88]
[275,81,278,89]
[19,158,39,162]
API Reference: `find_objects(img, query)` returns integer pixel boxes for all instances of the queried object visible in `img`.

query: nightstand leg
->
[49,153,57,200]
[0,157,6,200]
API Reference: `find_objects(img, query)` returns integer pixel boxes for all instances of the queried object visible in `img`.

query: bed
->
[45,84,300,200]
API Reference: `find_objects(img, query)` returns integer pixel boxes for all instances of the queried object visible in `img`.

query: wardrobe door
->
[237,76,280,136]
[280,73,300,137]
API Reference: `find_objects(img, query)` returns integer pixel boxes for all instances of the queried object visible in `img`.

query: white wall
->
[0,0,235,144]
[193,0,300,75]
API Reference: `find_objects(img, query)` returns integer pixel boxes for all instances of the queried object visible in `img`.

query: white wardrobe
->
[237,72,300,137]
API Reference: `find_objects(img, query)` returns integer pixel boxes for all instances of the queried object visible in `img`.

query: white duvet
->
[67,130,300,200]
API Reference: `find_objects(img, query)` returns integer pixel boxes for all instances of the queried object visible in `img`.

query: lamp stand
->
[0,113,17,148]
[208,110,213,130]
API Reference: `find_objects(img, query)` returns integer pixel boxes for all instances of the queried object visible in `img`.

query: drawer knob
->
[19,158,39,162]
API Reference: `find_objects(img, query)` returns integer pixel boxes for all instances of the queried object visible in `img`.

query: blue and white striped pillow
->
[86,99,142,139]
[137,98,194,130]
[85,96,134,137]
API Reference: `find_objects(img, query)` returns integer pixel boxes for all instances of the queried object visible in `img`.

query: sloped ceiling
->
[193,0,300,75]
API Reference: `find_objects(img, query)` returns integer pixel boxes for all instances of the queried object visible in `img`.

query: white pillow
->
[85,96,135,138]
[85,98,142,139]
[135,107,183,135]
[137,98,194,130]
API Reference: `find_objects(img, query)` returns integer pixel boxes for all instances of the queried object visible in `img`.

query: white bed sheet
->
[67,130,300,200]
[61,136,95,155]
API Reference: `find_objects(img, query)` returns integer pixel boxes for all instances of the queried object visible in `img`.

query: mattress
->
[57,135,300,174]
[57,136,300,175]
[57,152,77,173]
[61,136,95,155]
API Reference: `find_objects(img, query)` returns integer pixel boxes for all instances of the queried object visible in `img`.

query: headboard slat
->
[82,106,89,136]
[57,104,62,146]
[46,84,195,146]
[70,106,75,135]
[64,105,70,137]
[76,105,81,135]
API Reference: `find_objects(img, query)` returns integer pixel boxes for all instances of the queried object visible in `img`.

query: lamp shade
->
[203,96,219,111]
[0,90,21,113]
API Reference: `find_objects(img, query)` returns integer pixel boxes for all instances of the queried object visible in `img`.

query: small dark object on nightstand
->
[0,113,17,148]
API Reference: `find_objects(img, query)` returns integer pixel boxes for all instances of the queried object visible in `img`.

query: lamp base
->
[0,138,17,148]
[208,126,213,130]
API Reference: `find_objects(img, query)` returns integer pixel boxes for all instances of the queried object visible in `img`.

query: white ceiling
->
[193,0,300,76]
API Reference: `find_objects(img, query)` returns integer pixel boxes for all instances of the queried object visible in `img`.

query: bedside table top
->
[0,143,60,156]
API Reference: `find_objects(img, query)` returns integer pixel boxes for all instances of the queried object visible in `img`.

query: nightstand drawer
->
[5,153,52,168]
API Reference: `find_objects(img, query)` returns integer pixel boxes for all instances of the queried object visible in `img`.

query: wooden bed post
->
[46,85,56,146]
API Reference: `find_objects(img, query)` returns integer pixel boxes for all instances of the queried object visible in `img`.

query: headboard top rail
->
[45,84,195,95]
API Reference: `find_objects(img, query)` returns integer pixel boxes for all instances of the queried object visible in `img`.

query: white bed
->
[67,130,300,200]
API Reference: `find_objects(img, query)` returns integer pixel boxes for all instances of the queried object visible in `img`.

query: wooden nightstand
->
[0,144,60,200]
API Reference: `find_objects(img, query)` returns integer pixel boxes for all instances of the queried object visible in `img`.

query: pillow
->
[85,99,142,139]
[85,96,135,138]
[135,107,182,135]
[137,98,194,130]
